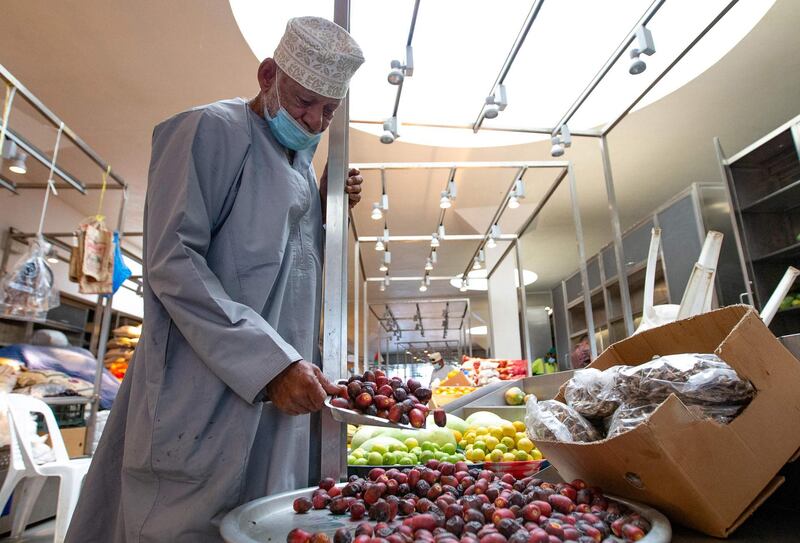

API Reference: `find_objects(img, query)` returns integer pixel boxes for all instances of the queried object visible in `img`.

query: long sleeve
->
[144,107,301,404]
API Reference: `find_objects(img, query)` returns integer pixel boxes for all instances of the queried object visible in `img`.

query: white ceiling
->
[0,0,798,357]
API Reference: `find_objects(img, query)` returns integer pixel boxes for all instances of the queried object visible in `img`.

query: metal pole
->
[567,164,597,360]
[352,160,569,171]
[85,185,128,455]
[467,299,473,357]
[514,241,532,372]
[353,241,359,377]
[318,0,350,482]
[362,281,368,373]
[350,119,602,138]
[599,136,635,336]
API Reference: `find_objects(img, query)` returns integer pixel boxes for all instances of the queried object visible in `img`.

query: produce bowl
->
[484,459,549,478]
[221,485,671,543]
[347,462,484,479]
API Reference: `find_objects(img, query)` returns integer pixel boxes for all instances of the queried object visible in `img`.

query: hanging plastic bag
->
[78,217,114,294]
[111,231,131,294]
[0,236,60,320]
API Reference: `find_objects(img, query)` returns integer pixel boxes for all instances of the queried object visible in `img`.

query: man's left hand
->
[320,164,363,209]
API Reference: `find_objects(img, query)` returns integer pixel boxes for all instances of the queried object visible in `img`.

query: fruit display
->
[459,412,543,464]
[290,463,653,543]
[461,358,527,386]
[330,370,438,429]
[433,386,477,399]
[779,292,800,310]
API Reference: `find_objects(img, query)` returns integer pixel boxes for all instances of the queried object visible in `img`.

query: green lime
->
[368,452,383,465]
[420,450,435,463]
[411,447,423,457]
[495,443,508,454]
[458,440,468,450]
[421,442,436,452]
[473,441,487,453]
[434,451,448,461]
[372,444,388,455]
[354,457,369,466]
[404,438,419,450]
[407,453,418,464]
[390,443,408,453]
[398,455,414,465]
[441,443,456,455]
[382,452,398,465]
[447,454,461,464]
[347,455,357,465]
[352,448,366,459]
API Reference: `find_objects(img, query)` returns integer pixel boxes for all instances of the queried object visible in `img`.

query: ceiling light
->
[381,116,399,144]
[483,84,507,120]
[371,202,383,220]
[507,195,520,209]
[459,279,468,292]
[384,274,391,286]
[425,257,433,271]
[419,282,428,292]
[431,234,440,248]
[375,239,385,251]
[430,249,438,263]
[486,237,496,249]
[9,151,27,175]
[450,269,538,291]
[380,282,386,292]
[379,262,388,272]
[438,224,446,238]
[472,259,482,270]
[380,250,390,271]
[629,25,656,75]
[387,46,414,86]
[439,191,451,209]
[550,124,572,157]
[46,247,59,264]
[487,224,501,249]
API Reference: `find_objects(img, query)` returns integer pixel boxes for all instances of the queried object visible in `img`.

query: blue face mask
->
[264,75,323,151]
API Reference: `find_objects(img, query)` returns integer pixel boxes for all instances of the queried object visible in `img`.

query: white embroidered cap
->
[274,16,365,100]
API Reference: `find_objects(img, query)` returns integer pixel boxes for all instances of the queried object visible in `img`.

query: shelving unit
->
[717,114,800,337]
[550,183,745,365]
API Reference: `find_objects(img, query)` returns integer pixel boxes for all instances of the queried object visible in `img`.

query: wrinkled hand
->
[266,360,343,416]
[320,164,363,209]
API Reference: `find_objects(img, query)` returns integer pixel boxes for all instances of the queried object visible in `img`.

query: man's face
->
[265,65,342,134]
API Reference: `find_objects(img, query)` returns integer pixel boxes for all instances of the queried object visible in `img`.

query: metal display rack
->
[0,63,137,456]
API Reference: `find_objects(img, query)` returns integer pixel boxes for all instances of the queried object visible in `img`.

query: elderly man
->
[66,17,364,542]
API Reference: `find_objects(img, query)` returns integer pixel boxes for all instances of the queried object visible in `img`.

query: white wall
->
[0,190,143,318]
[487,251,522,360]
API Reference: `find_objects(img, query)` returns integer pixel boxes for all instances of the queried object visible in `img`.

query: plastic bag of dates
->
[525,395,602,443]
[291,462,656,543]
[605,401,750,439]
[614,353,755,406]
[564,367,626,419]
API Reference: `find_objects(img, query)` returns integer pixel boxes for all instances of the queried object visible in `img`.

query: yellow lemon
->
[465,449,474,461]
[501,437,516,449]
[458,440,468,450]
[453,431,463,443]
[489,449,504,462]
[465,433,476,445]
[489,427,504,440]
[531,449,543,460]
[501,422,517,438]
[495,443,508,454]
[471,448,486,462]
[515,450,528,461]
[513,420,526,432]
[516,437,534,453]
[476,426,489,436]
[484,436,499,450]
[473,441,487,453]
[502,452,516,462]
[515,432,528,442]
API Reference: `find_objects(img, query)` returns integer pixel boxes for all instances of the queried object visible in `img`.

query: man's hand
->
[266,360,344,416]
[320,164,363,210]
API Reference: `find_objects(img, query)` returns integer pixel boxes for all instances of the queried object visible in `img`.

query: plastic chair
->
[635,228,679,334]
[0,394,91,543]
[761,266,800,326]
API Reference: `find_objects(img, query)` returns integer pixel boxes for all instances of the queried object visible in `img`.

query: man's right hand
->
[266,360,343,415]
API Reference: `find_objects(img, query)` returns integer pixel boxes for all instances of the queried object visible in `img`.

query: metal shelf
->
[741,179,800,213]
[753,241,800,263]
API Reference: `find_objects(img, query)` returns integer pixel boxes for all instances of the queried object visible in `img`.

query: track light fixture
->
[2,139,28,175]
[419,281,428,293]
[629,25,656,75]
[439,191,451,209]
[508,177,526,209]
[550,124,572,157]
[379,250,391,272]
[380,281,386,292]
[380,116,399,144]
[459,279,469,292]
[371,202,383,221]
[431,233,440,248]
[425,257,433,271]
[388,45,414,86]
[483,84,508,120]
[438,224,446,238]
[431,249,438,264]
[487,224,501,249]
[384,274,391,287]
[375,239,385,251]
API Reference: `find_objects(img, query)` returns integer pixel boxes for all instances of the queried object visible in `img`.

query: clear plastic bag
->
[615,353,754,406]
[0,236,59,320]
[564,367,625,419]
[605,403,657,438]
[525,394,602,443]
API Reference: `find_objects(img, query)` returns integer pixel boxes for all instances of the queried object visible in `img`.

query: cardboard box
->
[60,426,86,458]
[536,305,800,537]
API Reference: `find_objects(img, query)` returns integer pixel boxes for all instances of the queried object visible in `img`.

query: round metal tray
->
[221,486,671,543]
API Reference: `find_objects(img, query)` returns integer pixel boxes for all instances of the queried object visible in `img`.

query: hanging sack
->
[79,218,114,294]
[0,236,60,320]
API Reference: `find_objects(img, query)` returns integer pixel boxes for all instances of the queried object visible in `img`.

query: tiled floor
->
[0,519,55,542]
